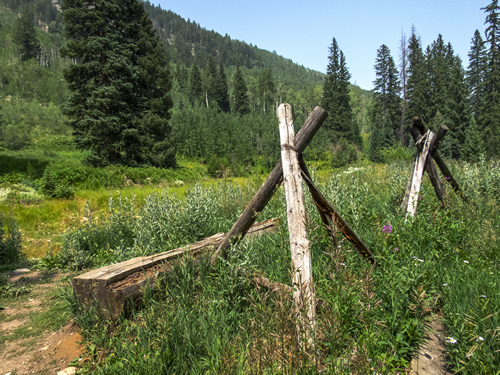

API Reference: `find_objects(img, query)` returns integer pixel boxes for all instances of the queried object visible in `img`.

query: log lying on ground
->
[210,106,328,266]
[72,219,278,320]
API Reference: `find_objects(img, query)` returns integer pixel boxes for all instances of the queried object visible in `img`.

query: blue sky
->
[155,0,486,91]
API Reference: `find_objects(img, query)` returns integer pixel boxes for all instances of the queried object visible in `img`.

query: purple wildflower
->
[383,224,392,234]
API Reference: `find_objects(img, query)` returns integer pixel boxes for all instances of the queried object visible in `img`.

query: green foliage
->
[232,62,250,115]
[0,212,23,264]
[13,4,41,61]
[331,138,358,168]
[461,116,485,162]
[61,0,175,167]
[379,145,414,163]
[206,155,230,177]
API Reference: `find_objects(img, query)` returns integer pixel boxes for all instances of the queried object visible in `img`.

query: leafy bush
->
[206,155,231,177]
[331,138,358,168]
[40,166,75,199]
[0,212,23,264]
[380,145,414,163]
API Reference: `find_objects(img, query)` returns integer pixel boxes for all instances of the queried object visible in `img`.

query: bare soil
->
[0,270,85,375]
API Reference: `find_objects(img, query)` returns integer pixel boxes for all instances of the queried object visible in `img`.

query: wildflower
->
[418,259,424,262]
[382,224,392,234]
[413,256,417,259]
[445,337,457,344]
[445,176,451,179]
[466,352,473,358]
[480,295,486,298]
[340,263,346,266]
[477,336,484,341]
[464,260,469,264]
[443,283,448,286]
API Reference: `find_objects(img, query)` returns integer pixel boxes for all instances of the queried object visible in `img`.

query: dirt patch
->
[7,270,70,284]
[0,318,27,332]
[0,321,84,375]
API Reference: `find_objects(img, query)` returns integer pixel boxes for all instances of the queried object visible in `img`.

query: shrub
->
[380,145,414,163]
[331,138,358,168]
[206,155,231,177]
[0,212,23,264]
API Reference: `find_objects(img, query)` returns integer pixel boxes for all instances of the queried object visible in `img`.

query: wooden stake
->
[210,106,328,266]
[278,103,316,350]
[406,130,434,218]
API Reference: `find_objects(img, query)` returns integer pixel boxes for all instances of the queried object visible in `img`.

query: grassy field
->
[1,155,499,374]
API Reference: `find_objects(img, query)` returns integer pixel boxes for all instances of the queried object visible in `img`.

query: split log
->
[300,171,377,266]
[72,219,278,320]
[406,131,434,218]
[411,116,468,202]
[210,106,328,266]
[408,124,445,203]
[278,103,316,349]
[401,161,416,211]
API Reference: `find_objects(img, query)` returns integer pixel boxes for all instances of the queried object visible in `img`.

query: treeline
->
[368,1,500,163]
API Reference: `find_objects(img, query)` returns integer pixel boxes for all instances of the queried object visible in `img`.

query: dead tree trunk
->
[278,103,316,350]
[210,106,328,266]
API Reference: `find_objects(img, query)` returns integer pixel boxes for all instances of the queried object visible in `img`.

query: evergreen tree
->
[461,116,485,162]
[321,38,354,142]
[427,34,449,120]
[204,56,218,107]
[61,0,175,167]
[369,113,384,162]
[13,5,41,61]
[406,29,429,122]
[215,63,230,113]
[467,30,487,122]
[373,44,401,143]
[480,0,500,156]
[189,61,203,105]
[257,68,275,113]
[232,62,249,115]
[446,52,471,159]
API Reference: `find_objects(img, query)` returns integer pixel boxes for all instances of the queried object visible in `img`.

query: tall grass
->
[57,159,500,374]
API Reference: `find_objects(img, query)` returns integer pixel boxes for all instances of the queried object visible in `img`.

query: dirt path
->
[0,270,85,375]
[409,315,453,375]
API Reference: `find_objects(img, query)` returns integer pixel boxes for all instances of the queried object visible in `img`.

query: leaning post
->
[278,103,316,351]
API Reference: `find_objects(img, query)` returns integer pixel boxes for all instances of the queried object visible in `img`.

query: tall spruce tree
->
[61,0,175,167]
[467,30,487,122]
[427,35,449,121]
[406,29,429,122]
[189,61,203,105]
[321,37,355,143]
[13,5,41,62]
[232,62,250,115]
[373,44,401,143]
[462,116,485,162]
[215,63,230,113]
[204,57,218,107]
[480,0,500,156]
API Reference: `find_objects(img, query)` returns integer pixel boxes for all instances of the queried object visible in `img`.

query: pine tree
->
[369,113,384,162]
[373,44,401,143]
[61,0,175,167]
[215,63,230,113]
[13,5,41,62]
[232,62,249,115]
[406,29,429,122]
[189,61,203,105]
[257,68,275,113]
[462,116,485,162]
[427,34,449,121]
[321,38,354,142]
[204,56,218,107]
[467,30,487,122]
[480,0,500,157]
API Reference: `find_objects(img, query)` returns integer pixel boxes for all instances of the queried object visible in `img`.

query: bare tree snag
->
[300,171,377,266]
[210,106,328,266]
[406,130,434,218]
[298,156,338,249]
[278,103,316,350]
[72,219,278,320]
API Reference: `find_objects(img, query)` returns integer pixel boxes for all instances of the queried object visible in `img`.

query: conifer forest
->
[0,0,499,374]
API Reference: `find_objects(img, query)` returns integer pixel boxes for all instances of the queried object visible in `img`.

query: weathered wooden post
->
[406,130,434,218]
[278,103,316,350]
